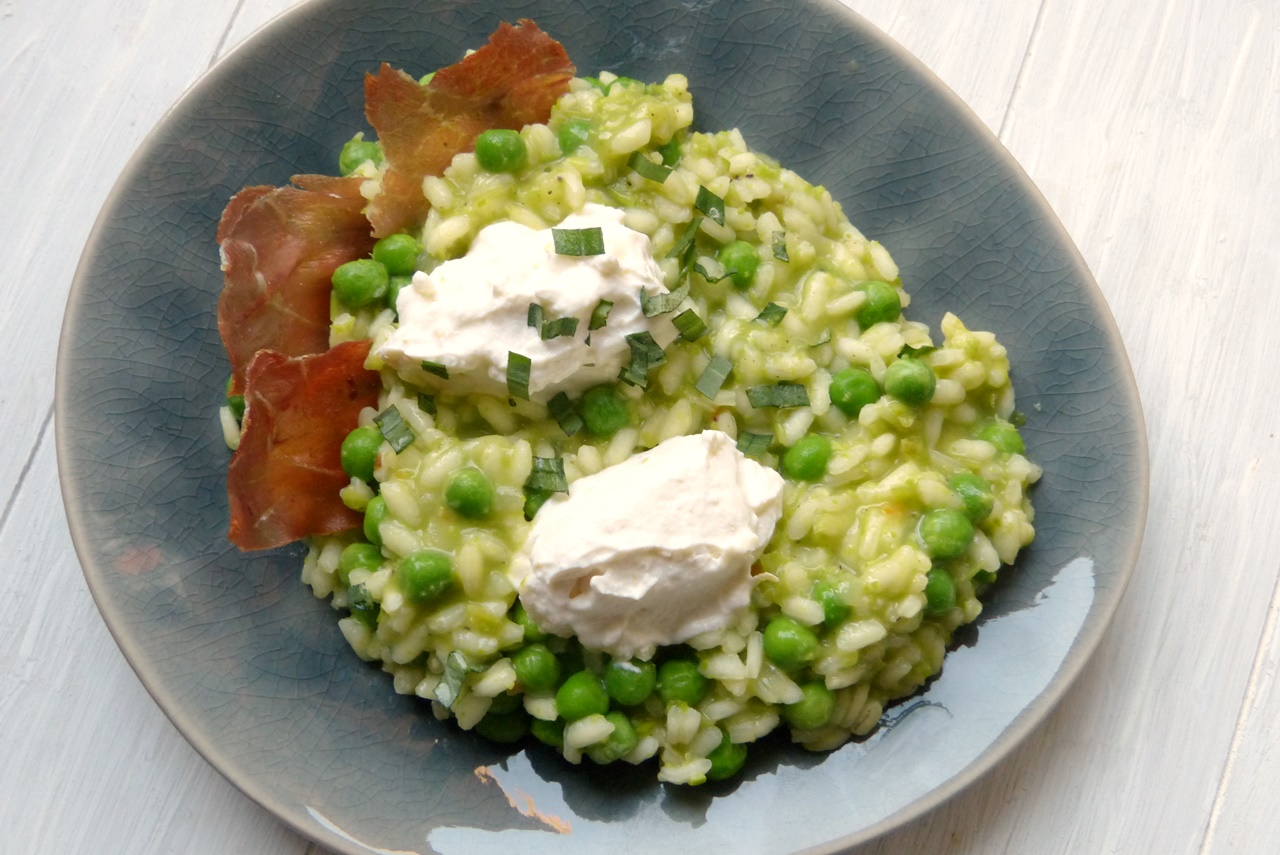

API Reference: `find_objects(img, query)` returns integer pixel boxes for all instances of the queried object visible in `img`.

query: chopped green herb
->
[755,303,788,326]
[552,227,605,256]
[772,231,790,262]
[507,352,532,400]
[618,331,666,387]
[673,308,708,341]
[640,281,689,317]
[548,392,584,437]
[747,383,810,409]
[694,186,726,226]
[589,299,614,331]
[736,432,773,457]
[695,355,733,398]
[899,344,937,359]
[421,360,449,379]
[667,215,703,261]
[417,393,437,417]
[374,406,415,452]
[527,303,544,329]
[436,650,479,709]
[525,456,569,493]
[692,255,729,282]
[541,316,579,340]
[628,151,672,183]
[658,136,681,167]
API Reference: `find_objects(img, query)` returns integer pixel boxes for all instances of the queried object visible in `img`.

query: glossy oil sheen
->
[56,0,1148,852]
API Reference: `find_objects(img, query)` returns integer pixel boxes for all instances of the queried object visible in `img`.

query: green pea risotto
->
[255,69,1039,785]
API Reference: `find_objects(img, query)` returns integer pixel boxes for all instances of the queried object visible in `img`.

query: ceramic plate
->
[57,0,1147,852]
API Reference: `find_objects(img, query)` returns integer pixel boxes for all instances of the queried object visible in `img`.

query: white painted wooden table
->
[4,0,1277,852]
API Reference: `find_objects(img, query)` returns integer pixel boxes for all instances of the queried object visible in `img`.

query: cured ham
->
[364,19,574,237]
[228,340,381,551]
[217,174,375,394]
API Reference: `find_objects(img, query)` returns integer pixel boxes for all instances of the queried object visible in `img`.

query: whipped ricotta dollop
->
[378,203,676,402]
[511,430,785,660]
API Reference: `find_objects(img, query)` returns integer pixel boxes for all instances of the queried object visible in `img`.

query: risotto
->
[226,61,1039,785]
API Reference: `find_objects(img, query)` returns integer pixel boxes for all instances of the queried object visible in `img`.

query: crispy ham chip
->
[217,174,375,394]
[228,340,382,551]
[364,19,574,236]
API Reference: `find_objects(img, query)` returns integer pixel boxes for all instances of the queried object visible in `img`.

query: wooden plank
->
[858,1,1280,854]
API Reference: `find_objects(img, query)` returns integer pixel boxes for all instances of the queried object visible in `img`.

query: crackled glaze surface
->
[56,0,1145,852]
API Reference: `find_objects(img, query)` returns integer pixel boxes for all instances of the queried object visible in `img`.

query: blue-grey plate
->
[56,0,1147,852]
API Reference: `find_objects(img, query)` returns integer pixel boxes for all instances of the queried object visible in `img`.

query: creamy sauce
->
[511,431,785,659]
[378,204,676,402]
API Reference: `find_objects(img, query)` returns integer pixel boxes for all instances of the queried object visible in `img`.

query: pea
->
[347,583,379,628]
[337,542,382,585]
[338,135,383,176]
[556,640,586,677]
[783,682,836,730]
[883,357,935,406]
[854,280,901,329]
[657,660,708,706]
[512,601,546,642]
[924,567,957,617]
[781,434,832,482]
[918,508,974,559]
[716,240,760,289]
[332,258,389,309]
[812,580,850,627]
[580,384,630,437]
[512,643,560,692]
[445,467,495,519]
[950,472,995,523]
[762,616,819,670]
[706,729,748,781]
[340,425,382,482]
[387,274,412,315]
[474,128,527,173]
[362,495,388,547]
[475,709,528,744]
[828,368,879,418]
[604,659,657,706]
[372,233,421,276]
[555,671,609,722]
[397,549,454,603]
[530,717,566,748]
[978,421,1025,455]
[557,118,592,154]
[586,711,639,764]
[487,691,522,715]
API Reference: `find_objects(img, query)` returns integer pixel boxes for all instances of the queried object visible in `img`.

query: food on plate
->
[217,21,1040,784]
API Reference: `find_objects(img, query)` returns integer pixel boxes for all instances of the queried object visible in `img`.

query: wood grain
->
[6,0,1280,852]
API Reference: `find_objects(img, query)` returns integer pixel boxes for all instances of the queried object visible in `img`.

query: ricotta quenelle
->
[511,430,785,660]
[378,203,677,402]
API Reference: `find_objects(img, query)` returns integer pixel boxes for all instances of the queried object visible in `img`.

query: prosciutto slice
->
[217,175,375,394]
[364,19,574,237]
[228,340,381,551]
